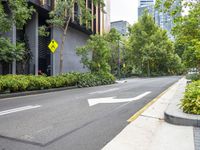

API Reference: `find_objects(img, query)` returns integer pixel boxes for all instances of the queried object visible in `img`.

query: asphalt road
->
[0,76,181,150]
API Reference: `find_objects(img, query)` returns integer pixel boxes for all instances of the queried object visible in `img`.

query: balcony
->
[28,0,52,11]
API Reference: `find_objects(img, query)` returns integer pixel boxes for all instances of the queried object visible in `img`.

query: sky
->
[110,0,139,25]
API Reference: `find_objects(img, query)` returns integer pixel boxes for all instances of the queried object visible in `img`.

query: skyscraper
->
[138,0,155,19]
[139,0,154,6]
[138,0,180,39]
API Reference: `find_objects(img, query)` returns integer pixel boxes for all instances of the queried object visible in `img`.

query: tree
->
[0,37,25,63]
[175,2,200,70]
[156,0,200,71]
[105,28,121,76]
[127,11,183,76]
[0,0,34,32]
[41,0,105,74]
[77,34,111,73]
[77,29,126,76]
[0,0,34,66]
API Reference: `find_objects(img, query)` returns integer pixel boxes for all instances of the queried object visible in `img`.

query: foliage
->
[77,72,115,87]
[105,28,122,76]
[0,0,34,32]
[0,0,34,64]
[0,37,25,63]
[156,0,200,71]
[180,80,200,115]
[0,72,115,93]
[0,3,12,32]
[77,28,126,77]
[77,34,111,73]
[127,11,184,76]
[174,2,200,70]
[18,34,32,63]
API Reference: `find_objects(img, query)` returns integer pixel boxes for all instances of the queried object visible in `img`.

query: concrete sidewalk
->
[102,78,196,150]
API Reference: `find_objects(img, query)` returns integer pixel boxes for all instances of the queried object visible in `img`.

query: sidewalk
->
[102,78,197,150]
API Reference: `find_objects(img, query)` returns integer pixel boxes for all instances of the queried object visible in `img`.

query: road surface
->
[0,76,180,150]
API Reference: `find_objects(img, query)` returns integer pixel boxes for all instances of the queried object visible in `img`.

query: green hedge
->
[77,72,115,87]
[0,72,116,93]
[180,80,200,114]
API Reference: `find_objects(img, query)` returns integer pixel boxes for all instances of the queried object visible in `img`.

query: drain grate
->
[194,127,200,150]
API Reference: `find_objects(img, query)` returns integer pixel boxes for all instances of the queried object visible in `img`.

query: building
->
[111,20,130,36]
[138,0,156,24]
[139,0,154,6]
[138,5,154,19]
[138,0,180,39]
[0,0,110,75]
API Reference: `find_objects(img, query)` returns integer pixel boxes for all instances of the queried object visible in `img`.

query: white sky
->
[110,0,139,25]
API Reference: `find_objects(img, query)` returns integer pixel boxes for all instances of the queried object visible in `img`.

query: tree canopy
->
[0,0,34,32]
[127,11,184,76]
[0,0,34,63]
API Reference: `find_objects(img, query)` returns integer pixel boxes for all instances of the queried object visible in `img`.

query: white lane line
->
[89,88,119,95]
[0,105,41,116]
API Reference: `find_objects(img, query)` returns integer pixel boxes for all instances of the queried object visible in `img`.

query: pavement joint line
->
[140,114,164,120]
[127,78,181,123]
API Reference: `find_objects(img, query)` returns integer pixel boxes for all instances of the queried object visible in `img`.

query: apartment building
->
[0,0,110,75]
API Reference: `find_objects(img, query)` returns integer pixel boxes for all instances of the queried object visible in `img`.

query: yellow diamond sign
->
[48,39,58,53]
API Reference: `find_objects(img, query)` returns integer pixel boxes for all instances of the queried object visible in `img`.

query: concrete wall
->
[25,12,39,75]
[52,27,89,75]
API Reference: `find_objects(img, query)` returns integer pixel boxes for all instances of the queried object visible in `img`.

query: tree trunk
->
[59,18,71,74]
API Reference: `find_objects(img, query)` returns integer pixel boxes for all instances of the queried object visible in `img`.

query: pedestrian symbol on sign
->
[48,39,58,53]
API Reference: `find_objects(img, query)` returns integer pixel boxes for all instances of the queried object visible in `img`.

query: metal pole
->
[118,39,120,79]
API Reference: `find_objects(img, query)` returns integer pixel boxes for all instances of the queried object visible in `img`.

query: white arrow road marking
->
[89,88,119,95]
[88,91,151,106]
[0,105,41,116]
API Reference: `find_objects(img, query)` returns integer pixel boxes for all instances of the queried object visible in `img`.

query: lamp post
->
[117,38,120,79]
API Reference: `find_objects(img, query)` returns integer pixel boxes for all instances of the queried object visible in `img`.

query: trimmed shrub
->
[0,72,116,93]
[77,72,115,87]
[180,80,200,114]
[27,75,51,90]
[0,75,30,92]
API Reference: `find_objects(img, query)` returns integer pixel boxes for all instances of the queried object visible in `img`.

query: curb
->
[127,78,178,123]
[164,78,200,127]
[164,111,200,127]
[0,86,77,99]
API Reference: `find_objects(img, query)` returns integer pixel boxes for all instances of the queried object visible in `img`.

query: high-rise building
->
[139,0,154,6]
[138,0,180,39]
[111,20,130,36]
[138,0,155,20]
[0,0,110,75]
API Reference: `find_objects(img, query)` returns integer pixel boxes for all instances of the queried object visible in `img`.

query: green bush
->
[0,76,8,92]
[27,75,51,90]
[77,72,115,87]
[186,73,200,81]
[0,72,116,93]
[180,80,200,114]
[0,75,30,92]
